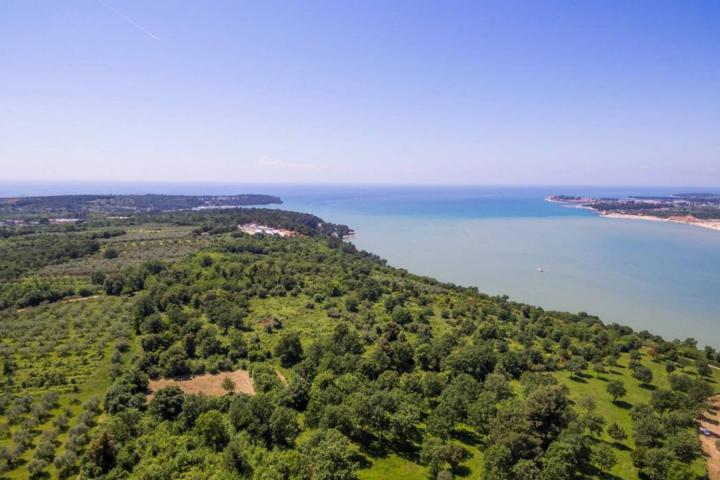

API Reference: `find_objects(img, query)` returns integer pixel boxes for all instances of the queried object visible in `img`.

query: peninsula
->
[0,193,282,220]
[547,193,720,231]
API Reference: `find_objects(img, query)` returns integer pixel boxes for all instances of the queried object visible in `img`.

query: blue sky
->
[1,1,718,185]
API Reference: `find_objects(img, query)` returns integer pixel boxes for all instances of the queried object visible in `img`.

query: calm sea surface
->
[3,183,720,348]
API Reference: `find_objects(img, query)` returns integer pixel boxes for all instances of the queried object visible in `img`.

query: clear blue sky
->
[1,1,718,185]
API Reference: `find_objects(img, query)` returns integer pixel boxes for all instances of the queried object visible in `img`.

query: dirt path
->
[275,367,288,386]
[700,395,720,480]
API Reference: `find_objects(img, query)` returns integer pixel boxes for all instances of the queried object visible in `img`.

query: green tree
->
[540,442,577,480]
[269,406,300,447]
[482,444,513,480]
[299,429,358,480]
[222,376,236,394]
[632,365,653,385]
[85,430,116,474]
[149,386,185,420]
[606,380,626,403]
[275,332,304,367]
[195,411,230,450]
[607,422,627,442]
[591,443,617,471]
[223,436,253,477]
[565,357,587,378]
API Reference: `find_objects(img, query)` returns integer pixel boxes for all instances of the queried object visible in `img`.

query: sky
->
[1,1,719,186]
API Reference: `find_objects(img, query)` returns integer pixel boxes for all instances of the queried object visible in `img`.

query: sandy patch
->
[601,213,720,231]
[147,369,255,398]
[700,395,720,480]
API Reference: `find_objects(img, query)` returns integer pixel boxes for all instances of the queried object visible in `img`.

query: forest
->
[0,206,718,480]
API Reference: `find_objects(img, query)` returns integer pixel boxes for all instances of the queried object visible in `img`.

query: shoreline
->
[599,212,720,232]
[545,196,720,232]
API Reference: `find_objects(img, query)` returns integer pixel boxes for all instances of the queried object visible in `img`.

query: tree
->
[482,444,513,480]
[300,429,358,480]
[195,411,230,450]
[149,386,185,420]
[632,365,653,385]
[103,247,119,259]
[607,422,627,442]
[269,406,300,447]
[275,332,304,367]
[606,380,626,403]
[159,344,190,378]
[420,436,446,477]
[222,376,236,394]
[665,431,701,463]
[666,461,693,480]
[85,430,116,474]
[27,458,49,478]
[565,357,587,378]
[577,395,596,413]
[223,436,253,477]
[539,442,578,480]
[54,451,78,479]
[525,385,573,445]
[591,443,617,471]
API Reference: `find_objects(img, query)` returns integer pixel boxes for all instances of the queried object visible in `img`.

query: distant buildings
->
[238,223,297,237]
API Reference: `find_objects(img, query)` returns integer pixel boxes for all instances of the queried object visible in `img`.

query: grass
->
[555,350,720,480]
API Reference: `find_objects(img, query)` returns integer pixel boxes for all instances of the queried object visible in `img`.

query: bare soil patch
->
[700,395,720,480]
[147,369,255,399]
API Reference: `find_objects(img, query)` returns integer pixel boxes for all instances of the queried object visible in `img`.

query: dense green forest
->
[0,206,718,480]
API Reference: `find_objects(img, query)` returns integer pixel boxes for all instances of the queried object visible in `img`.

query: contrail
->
[98,0,160,41]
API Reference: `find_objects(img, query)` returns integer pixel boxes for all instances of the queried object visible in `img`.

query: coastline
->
[599,212,720,232]
[545,196,720,232]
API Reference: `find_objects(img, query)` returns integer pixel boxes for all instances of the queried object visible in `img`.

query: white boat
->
[537,267,544,272]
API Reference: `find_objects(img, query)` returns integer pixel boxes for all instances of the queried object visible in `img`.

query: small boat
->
[536,267,544,272]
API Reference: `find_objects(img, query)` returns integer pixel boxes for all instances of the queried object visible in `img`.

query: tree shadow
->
[453,428,482,446]
[585,463,623,480]
[639,383,656,391]
[569,376,588,384]
[612,441,631,451]
[455,465,472,478]
[612,400,633,410]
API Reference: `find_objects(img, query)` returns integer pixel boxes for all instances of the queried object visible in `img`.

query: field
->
[38,226,208,277]
[0,297,134,479]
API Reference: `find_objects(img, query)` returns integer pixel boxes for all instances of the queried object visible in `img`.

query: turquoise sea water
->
[3,183,720,347]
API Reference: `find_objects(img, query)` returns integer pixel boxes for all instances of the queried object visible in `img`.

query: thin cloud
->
[98,0,160,41]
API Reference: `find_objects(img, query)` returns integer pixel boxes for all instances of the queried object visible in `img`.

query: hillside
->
[0,207,718,480]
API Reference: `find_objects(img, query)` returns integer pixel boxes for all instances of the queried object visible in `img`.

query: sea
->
[3,182,719,348]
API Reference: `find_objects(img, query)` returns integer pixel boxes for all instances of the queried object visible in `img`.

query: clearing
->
[147,369,255,398]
